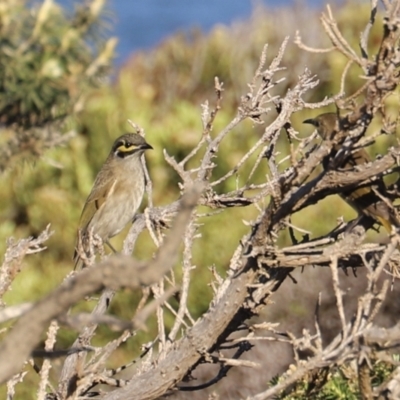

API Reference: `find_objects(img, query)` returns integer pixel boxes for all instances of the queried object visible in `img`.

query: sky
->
[57,0,339,66]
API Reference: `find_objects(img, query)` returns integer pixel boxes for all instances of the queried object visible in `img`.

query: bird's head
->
[303,112,339,140]
[112,133,153,159]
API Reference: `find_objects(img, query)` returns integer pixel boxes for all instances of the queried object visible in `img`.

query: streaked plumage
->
[74,133,152,267]
[303,112,399,233]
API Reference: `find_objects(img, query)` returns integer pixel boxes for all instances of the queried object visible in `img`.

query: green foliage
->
[0,0,115,127]
[270,358,397,399]
[0,9,116,392]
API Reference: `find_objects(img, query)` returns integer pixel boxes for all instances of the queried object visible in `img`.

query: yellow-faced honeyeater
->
[74,133,153,267]
[303,112,399,233]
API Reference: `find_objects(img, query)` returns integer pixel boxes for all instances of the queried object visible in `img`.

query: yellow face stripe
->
[117,143,138,152]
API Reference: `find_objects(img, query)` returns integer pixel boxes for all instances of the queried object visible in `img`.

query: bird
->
[303,112,399,233]
[74,133,153,267]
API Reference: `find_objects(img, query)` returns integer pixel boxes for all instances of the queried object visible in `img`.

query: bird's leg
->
[105,240,118,253]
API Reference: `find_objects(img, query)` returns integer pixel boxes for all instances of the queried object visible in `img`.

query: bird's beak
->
[303,118,316,126]
[142,143,153,150]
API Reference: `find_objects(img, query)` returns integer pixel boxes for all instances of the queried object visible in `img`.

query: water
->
[57,0,335,66]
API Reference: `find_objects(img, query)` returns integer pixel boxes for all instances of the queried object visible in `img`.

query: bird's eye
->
[114,140,139,158]
[116,141,137,153]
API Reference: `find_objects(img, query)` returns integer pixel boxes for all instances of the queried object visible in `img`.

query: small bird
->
[303,112,399,233]
[74,133,153,267]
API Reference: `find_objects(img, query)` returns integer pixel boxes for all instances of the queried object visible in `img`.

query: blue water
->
[57,0,335,66]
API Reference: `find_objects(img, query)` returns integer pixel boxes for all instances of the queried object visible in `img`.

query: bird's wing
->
[78,167,117,232]
[343,183,397,232]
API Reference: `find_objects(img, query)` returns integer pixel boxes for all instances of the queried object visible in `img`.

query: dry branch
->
[0,185,202,385]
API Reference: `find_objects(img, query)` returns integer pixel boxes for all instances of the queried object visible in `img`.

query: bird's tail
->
[378,213,400,235]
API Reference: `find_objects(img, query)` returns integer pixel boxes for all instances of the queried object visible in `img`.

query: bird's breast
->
[88,172,145,240]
